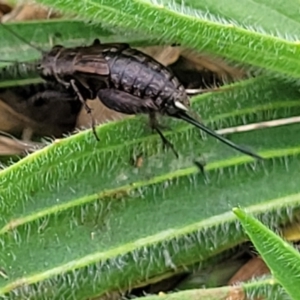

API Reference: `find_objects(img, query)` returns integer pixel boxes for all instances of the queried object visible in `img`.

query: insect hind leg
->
[70,79,100,141]
[97,89,179,158]
[149,112,179,158]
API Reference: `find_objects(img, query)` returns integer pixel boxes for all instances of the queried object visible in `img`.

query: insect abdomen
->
[105,48,184,104]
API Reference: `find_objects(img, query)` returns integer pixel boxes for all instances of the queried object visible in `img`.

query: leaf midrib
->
[2,190,300,294]
[85,0,300,75]
[2,146,300,234]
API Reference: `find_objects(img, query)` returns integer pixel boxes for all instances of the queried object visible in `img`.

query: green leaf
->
[1,74,300,298]
[0,19,157,63]
[233,208,300,300]
[139,278,287,300]
[33,0,300,78]
[171,0,300,36]
[2,1,300,298]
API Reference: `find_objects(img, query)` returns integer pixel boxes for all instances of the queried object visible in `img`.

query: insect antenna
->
[0,22,45,54]
[174,111,263,160]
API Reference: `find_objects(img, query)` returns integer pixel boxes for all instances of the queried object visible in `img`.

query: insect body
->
[38,40,189,115]
[0,22,262,160]
[36,40,262,160]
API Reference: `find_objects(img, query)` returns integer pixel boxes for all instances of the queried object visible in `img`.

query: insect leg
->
[97,89,159,115]
[70,79,100,141]
[97,89,179,157]
[149,112,179,158]
[193,160,209,183]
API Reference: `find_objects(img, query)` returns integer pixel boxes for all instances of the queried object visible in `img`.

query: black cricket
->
[1,24,262,160]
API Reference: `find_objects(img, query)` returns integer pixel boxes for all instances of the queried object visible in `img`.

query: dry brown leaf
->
[228,257,270,285]
[282,220,300,242]
[138,45,181,66]
[0,83,81,138]
[0,1,12,16]
[75,98,127,129]
[0,98,37,135]
[0,134,43,155]
[1,1,59,22]
[226,286,246,300]
[179,48,246,80]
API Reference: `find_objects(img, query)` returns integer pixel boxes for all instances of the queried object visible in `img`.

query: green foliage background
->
[1,0,300,299]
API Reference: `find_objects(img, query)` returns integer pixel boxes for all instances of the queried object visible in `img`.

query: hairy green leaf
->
[1,74,300,298]
[0,19,156,63]
[139,278,287,300]
[234,208,300,300]
[33,0,300,78]
[1,1,300,299]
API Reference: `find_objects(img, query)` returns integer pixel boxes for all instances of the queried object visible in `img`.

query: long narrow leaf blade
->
[233,208,300,300]
[34,0,300,78]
